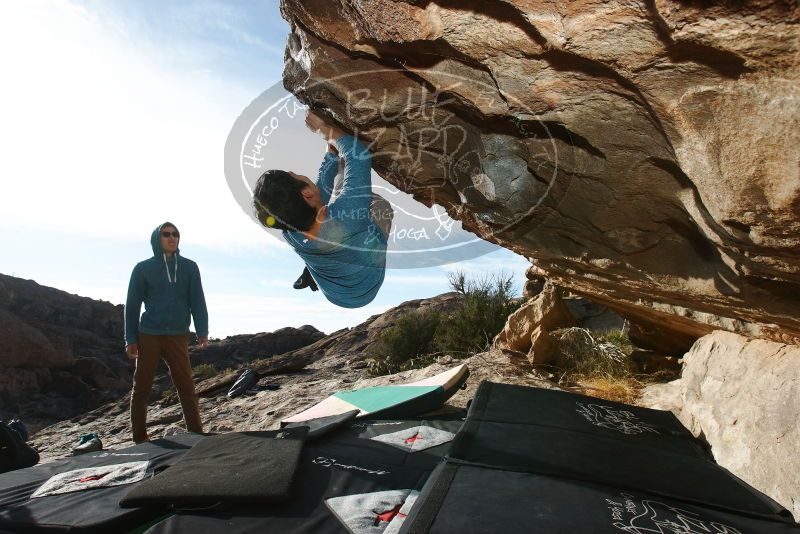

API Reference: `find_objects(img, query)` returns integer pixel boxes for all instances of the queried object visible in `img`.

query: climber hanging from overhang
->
[252,110,393,309]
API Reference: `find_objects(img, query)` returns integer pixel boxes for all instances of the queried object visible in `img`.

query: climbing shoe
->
[293,267,318,291]
[72,433,103,455]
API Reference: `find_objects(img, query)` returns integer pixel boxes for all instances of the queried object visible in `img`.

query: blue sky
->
[0,0,530,337]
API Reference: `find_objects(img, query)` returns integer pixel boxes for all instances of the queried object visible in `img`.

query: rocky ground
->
[30,292,565,463]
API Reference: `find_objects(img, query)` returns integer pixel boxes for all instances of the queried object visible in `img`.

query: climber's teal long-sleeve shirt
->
[283,135,388,308]
[124,224,208,344]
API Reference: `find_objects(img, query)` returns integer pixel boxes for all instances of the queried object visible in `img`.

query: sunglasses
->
[161,231,180,238]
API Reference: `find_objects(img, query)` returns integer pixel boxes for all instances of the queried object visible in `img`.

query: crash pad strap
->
[400,462,457,534]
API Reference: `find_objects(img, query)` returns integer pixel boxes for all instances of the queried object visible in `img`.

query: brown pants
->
[130,333,202,443]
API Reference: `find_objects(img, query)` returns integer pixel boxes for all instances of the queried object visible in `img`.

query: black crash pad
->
[0,433,204,533]
[121,428,308,507]
[143,416,466,534]
[400,462,800,534]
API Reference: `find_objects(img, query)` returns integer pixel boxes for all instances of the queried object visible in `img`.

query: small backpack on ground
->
[227,368,260,398]
[8,419,29,442]
[0,420,39,473]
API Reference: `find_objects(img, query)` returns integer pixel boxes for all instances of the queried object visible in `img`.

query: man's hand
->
[125,343,138,360]
[198,336,208,349]
[305,110,345,141]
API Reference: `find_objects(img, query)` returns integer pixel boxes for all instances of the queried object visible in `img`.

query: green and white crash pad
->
[281,364,468,425]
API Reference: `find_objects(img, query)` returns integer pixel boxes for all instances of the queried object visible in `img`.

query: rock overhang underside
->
[278,0,800,344]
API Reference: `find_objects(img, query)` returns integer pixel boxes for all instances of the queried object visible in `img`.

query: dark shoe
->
[293,267,318,291]
[72,433,103,455]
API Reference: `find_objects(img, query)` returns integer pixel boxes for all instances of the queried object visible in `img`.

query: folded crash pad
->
[0,433,204,533]
[400,463,800,534]
[444,381,787,518]
[121,428,308,507]
[283,410,361,441]
[398,381,797,534]
[281,364,468,425]
[465,381,711,459]
[143,416,465,534]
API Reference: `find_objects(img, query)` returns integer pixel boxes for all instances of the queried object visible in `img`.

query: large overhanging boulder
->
[278,1,799,344]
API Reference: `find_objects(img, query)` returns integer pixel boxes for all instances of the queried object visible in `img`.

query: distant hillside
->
[0,273,323,431]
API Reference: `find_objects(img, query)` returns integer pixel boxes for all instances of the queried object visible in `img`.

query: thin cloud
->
[0,1,529,341]
[0,1,278,251]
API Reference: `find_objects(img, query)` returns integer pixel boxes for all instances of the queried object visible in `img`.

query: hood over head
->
[151,221,181,257]
[151,222,181,284]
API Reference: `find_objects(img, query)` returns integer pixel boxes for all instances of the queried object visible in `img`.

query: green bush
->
[433,271,521,357]
[367,310,441,376]
[192,363,218,380]
[160,386,176,404]
[367,271,522,376]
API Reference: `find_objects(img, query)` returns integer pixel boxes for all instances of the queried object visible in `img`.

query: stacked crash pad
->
[0,364,469,534]
[0,418,463,534]
[0,432,205,533]
[141,415,466,533]
[399,381,800,533]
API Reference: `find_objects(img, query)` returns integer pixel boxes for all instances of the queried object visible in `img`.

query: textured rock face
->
[641,331,800,518]
[279,1,800,344]
[0,309,68,368]
[493,282,577,363]
[188,325,325,368]
[0,274,131,431]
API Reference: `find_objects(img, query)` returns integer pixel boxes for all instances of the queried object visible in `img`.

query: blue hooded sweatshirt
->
[124,223,209,345]
[283,135,388,308]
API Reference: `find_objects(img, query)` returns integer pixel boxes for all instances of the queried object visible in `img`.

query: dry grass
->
[546,327,678,405]
[596,329,634,355]
[574,374,643,404]
[550,328,628,377]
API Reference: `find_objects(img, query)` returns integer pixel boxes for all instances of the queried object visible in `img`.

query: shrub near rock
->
[192,364,219,381]
[367,311,441,376]
[433,272,521,357]
[543,327,682,404]
[549,327,628,377]
[368,272,522,376]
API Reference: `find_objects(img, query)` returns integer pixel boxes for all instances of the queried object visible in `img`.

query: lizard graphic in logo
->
[607,493,742,534]
[576,402,660,435]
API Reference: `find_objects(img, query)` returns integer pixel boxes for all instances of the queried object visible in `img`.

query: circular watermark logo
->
[224,61,571,269]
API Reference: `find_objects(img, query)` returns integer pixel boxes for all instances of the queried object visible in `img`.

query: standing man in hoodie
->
[124,222,209,443]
